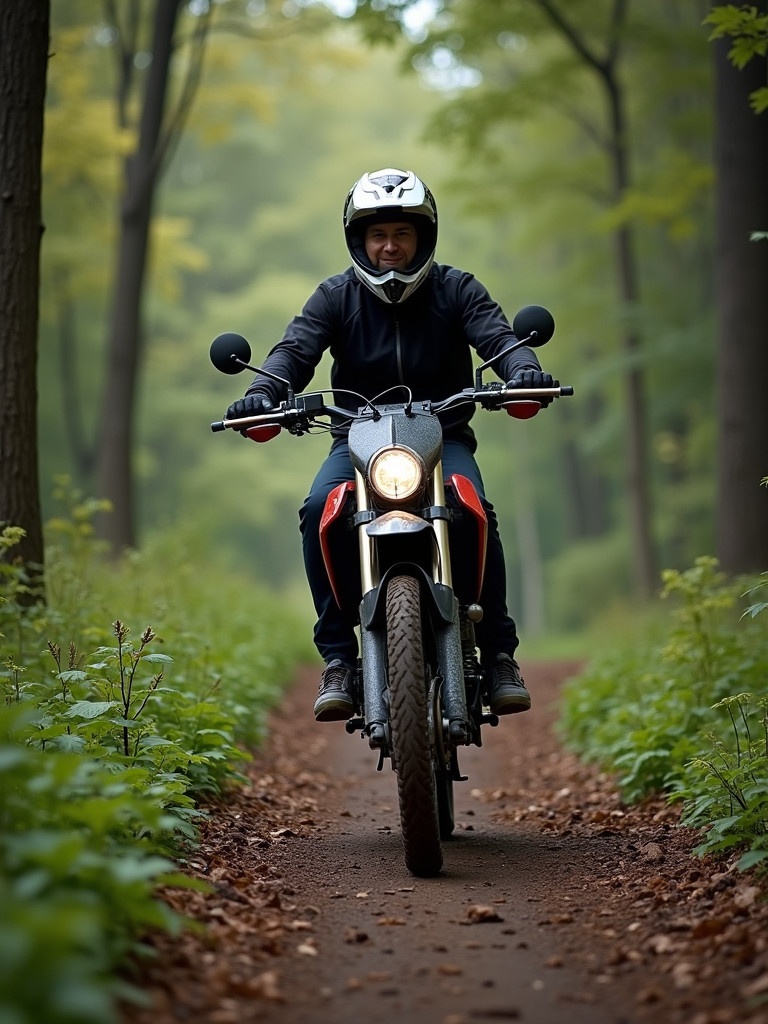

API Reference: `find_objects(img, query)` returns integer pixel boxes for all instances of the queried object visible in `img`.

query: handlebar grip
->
[560,386,574,396]
[211,421,227,432]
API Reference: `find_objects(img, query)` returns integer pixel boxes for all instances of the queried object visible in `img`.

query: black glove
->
[225,392,274,421]
[508,368,558,408]
[508,368,555,389]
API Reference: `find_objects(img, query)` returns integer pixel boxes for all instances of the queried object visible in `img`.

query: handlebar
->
[211,383,573,433]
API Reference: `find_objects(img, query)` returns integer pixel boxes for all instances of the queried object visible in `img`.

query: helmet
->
[343,168,438,304]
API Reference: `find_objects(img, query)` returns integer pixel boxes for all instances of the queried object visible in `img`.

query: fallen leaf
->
[252,970,283,1001]
[647,934,676,954]
[437,964,463,976]
[690,917,730,940]
[466,905,504,923]
[640,842,664,862]
[733,885,760,909]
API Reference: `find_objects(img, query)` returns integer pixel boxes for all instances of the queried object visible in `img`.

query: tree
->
[353,0,665,596]
[90,0,334,554]
[95,0,211,553]
[708,2,768,573]
[0,0,50,589]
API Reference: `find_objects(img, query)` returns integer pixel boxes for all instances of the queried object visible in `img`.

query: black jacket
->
[246,263,542,451]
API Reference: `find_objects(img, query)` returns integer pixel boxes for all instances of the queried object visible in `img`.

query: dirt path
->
[124,663,768,1024]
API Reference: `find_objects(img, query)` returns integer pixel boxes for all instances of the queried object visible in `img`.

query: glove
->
[508,368,558,408]
[225,392,274,421]
[508,368,555,389]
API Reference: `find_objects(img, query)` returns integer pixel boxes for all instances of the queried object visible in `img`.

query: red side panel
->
[449,473,488,600]
[319,481,355,609]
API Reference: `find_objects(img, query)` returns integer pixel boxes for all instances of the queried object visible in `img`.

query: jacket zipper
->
[394,316,404,383]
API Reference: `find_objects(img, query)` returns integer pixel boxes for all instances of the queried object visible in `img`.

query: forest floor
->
[122,662,768,1024]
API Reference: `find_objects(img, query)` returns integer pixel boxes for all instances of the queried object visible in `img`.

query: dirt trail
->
[124,663,768,1024]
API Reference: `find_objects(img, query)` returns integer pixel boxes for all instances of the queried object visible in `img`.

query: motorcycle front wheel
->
[386,574,443,877]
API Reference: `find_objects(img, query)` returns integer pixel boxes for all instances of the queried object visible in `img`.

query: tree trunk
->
[0,0,49,591]
[605,77,657,598]
[95,0,181,553]
[713,12,768,575]
[534,0,658,597]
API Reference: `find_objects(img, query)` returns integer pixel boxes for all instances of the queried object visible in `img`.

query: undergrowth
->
[560,556,768,872]
[0,482,315,1024]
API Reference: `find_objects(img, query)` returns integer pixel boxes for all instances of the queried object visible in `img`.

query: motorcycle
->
[210,305,572,876]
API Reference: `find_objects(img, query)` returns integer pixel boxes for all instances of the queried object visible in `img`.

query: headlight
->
[368,446,424,504]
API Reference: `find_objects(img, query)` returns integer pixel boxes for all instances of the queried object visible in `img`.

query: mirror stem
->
[474,335,535,389]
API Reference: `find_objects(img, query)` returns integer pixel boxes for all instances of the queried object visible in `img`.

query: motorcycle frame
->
[318,457,490,753]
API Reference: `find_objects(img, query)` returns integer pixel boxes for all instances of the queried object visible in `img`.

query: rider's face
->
[364,221,418,272]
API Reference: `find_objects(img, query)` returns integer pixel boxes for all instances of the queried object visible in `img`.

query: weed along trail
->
[124,664,768,1024]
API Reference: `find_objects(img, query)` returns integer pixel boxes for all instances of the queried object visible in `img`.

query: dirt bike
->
[210,305,572,877]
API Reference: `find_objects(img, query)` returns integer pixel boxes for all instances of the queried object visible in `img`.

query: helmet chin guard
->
[343,168,438,304]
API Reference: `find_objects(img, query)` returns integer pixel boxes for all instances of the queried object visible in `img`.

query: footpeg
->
[367,721,388,749]
[449,719,469,744]
[480,712,499,727]
[345,717,365,734]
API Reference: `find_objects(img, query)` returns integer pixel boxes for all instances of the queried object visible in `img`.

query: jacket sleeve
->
[454,272,542,383]
[244,283,334,403]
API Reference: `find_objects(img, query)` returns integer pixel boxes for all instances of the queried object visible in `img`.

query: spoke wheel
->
[386,575,443,877]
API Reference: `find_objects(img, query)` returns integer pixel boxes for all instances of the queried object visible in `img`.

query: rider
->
[225,168,555,723]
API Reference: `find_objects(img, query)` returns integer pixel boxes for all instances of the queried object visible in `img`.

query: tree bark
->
[95,0,182,553]
[713,10,768,574]
[608,88,657,598]
[0,0,49,590]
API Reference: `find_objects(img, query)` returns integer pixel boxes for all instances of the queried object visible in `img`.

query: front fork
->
[354,464,471,753]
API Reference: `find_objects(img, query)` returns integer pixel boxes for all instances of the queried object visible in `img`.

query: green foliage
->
[0,500,314,1024]
[705,4,768,113]
[677,693,768,870]
[560,557,768,864]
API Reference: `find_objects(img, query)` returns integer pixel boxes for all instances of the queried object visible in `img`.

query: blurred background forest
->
[32,0,766,642]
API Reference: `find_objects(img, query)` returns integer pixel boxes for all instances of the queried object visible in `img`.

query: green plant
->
[0,495,315,1024]
[560,557,768,816]
[0,701,205,1024]
[705,4,768,114]
[676,693,768,869]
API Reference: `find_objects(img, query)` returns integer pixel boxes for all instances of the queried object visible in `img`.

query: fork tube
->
[430,464,452,589]
[355,470,388,744]
[430,465,467,737]
[355,469,377,593]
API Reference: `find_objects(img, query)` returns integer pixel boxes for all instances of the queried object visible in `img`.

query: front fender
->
[359,564,455,631]
[365,510,431,538]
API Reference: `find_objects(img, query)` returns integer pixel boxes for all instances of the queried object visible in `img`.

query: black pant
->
[299,438,519,665]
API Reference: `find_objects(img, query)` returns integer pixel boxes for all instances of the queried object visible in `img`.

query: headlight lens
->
[368,446,424,504]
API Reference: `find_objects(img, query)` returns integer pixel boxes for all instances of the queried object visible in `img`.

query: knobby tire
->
[386,575,443,877]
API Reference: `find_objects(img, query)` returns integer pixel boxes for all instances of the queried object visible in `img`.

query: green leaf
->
[736,849,768,870]
[64,700,117,719]
[49,733,87,753]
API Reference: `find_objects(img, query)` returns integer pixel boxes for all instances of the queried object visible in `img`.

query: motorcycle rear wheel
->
[386,574,443,877]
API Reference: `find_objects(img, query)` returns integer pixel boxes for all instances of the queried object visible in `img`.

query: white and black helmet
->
[343,168,438,304]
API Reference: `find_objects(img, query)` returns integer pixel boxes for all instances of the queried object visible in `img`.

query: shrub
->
[0,490,315,1023]
[560,557,768,864]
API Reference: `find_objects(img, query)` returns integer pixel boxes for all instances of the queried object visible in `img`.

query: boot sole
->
[314,699,354,723]
[490,697,532,715]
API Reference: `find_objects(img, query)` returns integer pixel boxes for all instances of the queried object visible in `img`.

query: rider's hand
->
[508,368,556,389]
[507,368,558,407]
[225,392,274,421]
